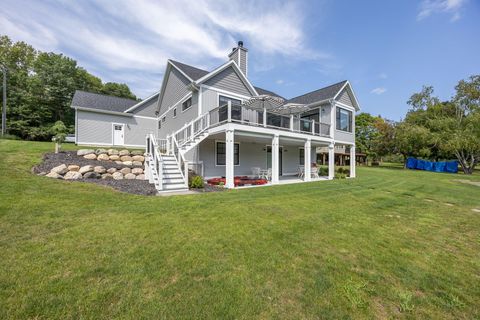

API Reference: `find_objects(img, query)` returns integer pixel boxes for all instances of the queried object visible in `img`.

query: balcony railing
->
[208,103,331,137]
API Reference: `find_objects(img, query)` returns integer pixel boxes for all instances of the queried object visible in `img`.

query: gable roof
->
[286,80,348,105]
[125,92,159,113]
[71,90,138,113]
[169,60,209,81]
[168,60,283,99]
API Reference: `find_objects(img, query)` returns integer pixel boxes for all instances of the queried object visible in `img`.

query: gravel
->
[33,151,157,196]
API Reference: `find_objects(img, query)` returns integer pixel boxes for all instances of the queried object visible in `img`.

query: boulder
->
[131,150,143,156]
[101,173,113,180]
[64,171,83,180]
[83,153,97,160]
[83,171,101,179]
[122,161,133,166]
[132,167,143,175]
[37,171,47,176]
[95,148,108,155]
[46,172,63,179]
[79,165,94,174]
[115,161,123,165]
[120,167,131,175]
[51,164,68,175]
[119,149,130,156]
[94,166,106,174]
[132,161,143,166]
[67,165,80,172]
[107,149,119,155]
[97,154,110,161]
[107,168,117,174]
[112,172,124,180]
[124,173,136,180]
[77,149,95,156]
[120,155,133,162]
[132,155,145,162]
[109,155,120,161]
[136,174,146,180]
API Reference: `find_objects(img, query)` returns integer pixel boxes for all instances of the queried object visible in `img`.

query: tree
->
[101,82,137,100]
[50,120,67,153]
[355,113,381,164]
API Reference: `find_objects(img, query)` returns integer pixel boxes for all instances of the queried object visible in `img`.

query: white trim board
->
[124,92,159,113]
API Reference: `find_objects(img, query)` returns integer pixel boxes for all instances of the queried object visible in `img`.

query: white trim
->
[335,105,354,133]
[215,139,240,167]
[75,109,78,144]
[132,114,158,120]
[217,93,243,108]
[111,123,125,146]
[198,86,203,117]
[193,60,258,96]
[332,81,360,110]
[334,139,355,145]
[245,50,248,78]
[73,106,133,117]
[124,92,159,113]
[334,101,356,111]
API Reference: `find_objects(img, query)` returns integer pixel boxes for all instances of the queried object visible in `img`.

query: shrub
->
[189,175,204,189]
[319,167,328,176]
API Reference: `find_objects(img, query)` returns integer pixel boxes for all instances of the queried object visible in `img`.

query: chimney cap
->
[238,41,243,47]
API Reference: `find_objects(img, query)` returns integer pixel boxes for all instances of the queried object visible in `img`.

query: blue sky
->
[1,0,479,120]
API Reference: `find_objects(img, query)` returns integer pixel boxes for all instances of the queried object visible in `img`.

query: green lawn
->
[1,140,479,319]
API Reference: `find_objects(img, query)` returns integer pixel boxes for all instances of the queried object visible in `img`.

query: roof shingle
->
[286,80,347,105]
[71,91,138,113]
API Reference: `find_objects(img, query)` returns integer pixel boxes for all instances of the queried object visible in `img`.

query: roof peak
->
[288,80,347,101]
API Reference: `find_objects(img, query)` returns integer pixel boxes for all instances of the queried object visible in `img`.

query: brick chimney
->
[228,41,248,77]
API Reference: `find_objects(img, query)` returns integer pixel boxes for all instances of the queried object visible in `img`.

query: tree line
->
[355,75,480,174]
[0,35,137,140]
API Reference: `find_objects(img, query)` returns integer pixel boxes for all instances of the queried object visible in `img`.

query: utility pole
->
[1,64,6,136]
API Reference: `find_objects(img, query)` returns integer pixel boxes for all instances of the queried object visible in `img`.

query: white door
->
[113,124,124,145]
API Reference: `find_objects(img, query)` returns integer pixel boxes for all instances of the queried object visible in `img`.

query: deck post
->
[225,129,235,188]
[350,145,356,178]
[271,134,279,184]
[304,139,312,181]
[263,108,267,127]
[290,115,294,131]
[328,143,335,180]
[227,101,232,123]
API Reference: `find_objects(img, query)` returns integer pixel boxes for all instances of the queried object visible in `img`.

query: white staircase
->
[145,112,211,193]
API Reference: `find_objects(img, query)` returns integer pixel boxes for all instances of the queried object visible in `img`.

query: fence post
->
[263,108,267,127]
[184,160,189,188]
[311,120,315,134]
[227,101,232,122]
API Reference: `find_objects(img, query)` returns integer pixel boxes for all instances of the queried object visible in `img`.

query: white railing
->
[207,102,331,137]
[146,133,164,191]
[169,134,188,186]
[158,138,167,154]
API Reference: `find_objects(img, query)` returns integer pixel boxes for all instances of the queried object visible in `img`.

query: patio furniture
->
[259,168,272,181]
[251,167,261,178]
[297,166,304,178]
[311,167,320,179]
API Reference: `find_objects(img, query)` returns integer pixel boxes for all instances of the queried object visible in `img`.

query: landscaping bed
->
[32,150,158,196]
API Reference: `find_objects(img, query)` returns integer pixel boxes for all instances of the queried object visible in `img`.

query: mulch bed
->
[32,151,158,196]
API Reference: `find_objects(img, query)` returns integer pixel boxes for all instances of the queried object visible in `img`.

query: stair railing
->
[146,133,163,191]
[172,112,211,149]
[170,134,189,187]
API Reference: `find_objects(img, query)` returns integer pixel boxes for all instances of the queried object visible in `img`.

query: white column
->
[271,135,279,184]
[304,139,312,181]
[227,101,232,122]
[263,108,267,127]
[328,143,335,180]
[225,129,235,188]
[350,145,356,178]
[290,115,294,131]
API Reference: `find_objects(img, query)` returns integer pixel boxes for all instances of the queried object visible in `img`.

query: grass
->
[1,140,480,319]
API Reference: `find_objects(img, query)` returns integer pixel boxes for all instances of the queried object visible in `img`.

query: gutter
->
[72,106,134,117]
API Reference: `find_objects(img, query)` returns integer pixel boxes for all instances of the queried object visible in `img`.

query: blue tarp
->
[406,157,458,173]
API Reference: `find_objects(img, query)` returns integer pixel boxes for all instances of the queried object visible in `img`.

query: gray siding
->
[199,139,314,178]
[77,110,156,147]
[157,92,198,139]
[239,50,247,76]
[334,130,355,144]
[131,94,159,117]
[159,67,191,116]
[201,88,220,112]
[336,88,354,107]
[204,66,252,97]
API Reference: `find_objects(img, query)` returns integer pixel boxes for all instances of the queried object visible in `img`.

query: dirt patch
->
[33,151,157,196]
[453,179,480,187]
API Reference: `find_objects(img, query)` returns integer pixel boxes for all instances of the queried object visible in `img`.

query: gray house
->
[72,41,360,192]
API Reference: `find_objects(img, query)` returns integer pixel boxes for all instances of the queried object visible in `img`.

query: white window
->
[182,98,192,112]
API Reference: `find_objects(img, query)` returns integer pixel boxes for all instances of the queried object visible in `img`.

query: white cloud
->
[0,0,330,98]
[417,0,467,22]
[378,73,388,79]
[276,79,284,85]
[371,87,387,95]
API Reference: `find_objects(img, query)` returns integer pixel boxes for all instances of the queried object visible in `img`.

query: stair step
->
[163,183,188,190]
[163,173,183,179]
[163,178,185,184]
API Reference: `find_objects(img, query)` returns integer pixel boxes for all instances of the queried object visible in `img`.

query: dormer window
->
[182,98,192,112]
